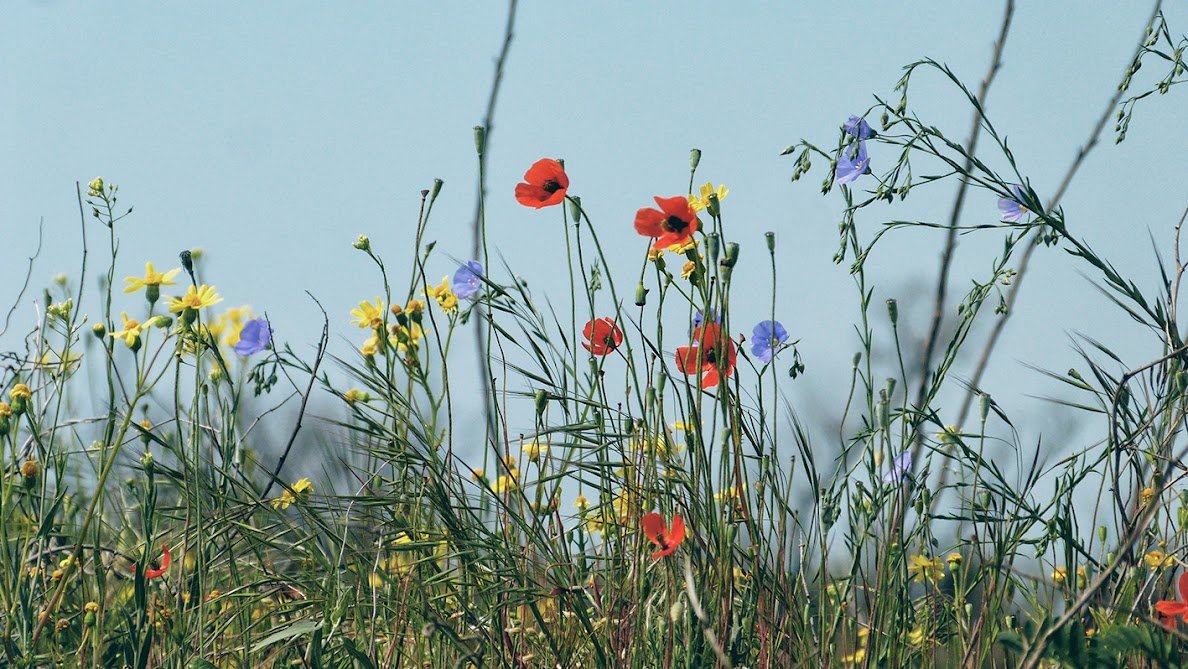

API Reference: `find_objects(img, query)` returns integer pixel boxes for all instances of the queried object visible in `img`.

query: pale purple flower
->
[835,140,870,185]
[452,261,484,299]
[883,449,912,484]
[844,115,875,141]
[750,320,788,364]
[998,184,1030,222]
[691,308,720,334]
[234,318,271,356]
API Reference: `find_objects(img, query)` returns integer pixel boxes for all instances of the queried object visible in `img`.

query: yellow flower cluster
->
[272,478,313,510]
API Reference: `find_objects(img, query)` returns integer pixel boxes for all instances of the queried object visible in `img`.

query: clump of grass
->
[1,8,1186,669]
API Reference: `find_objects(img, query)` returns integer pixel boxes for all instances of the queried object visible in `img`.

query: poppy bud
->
[852,352,862,367]
[431,178,444,202]
[634,282,648,307]
[884,378,897,400]
[645,387,656,412]
[705,233,720,266]
[979,393,992,423]
[473,125,486,156]
[689,148,701,171]
[569,196,582,224]
[765,232,775,253]
[534,389,548,419]
[886,299,898,326]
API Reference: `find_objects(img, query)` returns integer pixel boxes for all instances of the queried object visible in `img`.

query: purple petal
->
[453,260,484,299]
[844,115,874,141]
[835,141,870,184]
[234,318,271,356]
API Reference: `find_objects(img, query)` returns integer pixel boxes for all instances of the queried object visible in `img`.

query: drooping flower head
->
[998,184,1031,222]
[641,512,686,559]
[883,449,912,484]
[234,318,271,356]
[452,261,484,300]
[515,158,569,208]
[582,318,623,356]
[676,323,737,388]
[750,320,788,364]
[1157,572,1188,628]
[130,544,172,580]
[634,196,700,251]
[844,115,875,141]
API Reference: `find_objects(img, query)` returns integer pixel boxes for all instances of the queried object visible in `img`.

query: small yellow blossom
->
[360,335,380,357]
[124,262,180,294]
[343,388,368,404]
[688,182,728,213]
[946,552,963,567]
[350,298,385,330]
[523,440,548,463]
[907,554,945,584]
[87,177,104,196]
[84,601,99,614]
[494,468,519,494]
[574,494,590,510]
[1141,486,1157,505]
[667,237,699,254]
[425,278,458,313]
[1145,550,1174,570]
[108,312,147,348]
[681,260,697,280]
[936,425,960,444]
[907,626,926,646]
[271,478,313,510]
[0,402,11,417]
[168,285,222,314]
[10,384,32,401]
[20,458,39,479]
[647,248,664,262]
[405,299,425,316]
[1052,567,1068,583]
[470,468,486,483]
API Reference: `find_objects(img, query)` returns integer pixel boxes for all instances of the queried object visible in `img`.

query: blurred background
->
[2,1,1185,474]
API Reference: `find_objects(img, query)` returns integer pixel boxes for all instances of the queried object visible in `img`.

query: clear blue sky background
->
[2,2,1185,464]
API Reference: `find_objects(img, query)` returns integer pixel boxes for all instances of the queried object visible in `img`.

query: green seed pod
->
[473,126,486,155]
[634,282,648,307]
[886,298,898,326]
[765,232,775,253]
[689,148,701,171]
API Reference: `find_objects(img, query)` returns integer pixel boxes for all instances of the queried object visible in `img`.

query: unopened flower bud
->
[473,126,486,156]
[705,233,720,266]
[689,148,701,171]
[92,323,106,339]
[353,235,371,252]
[886,299,898,326]
[765,232,776,253]
[634,282,648,307]
[569,196,582,224]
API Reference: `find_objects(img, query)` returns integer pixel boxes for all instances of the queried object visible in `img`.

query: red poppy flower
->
[1156,572,1188,628]
[634,196,699,251]
[582,318,623,356]
[515,158,569,208]
[130,544,171,579]
[641,512,685,559]
[675,323,737,388]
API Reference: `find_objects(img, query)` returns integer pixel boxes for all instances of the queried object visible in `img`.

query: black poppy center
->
[662,216,688,234]
[704,349,718,365]
[542,179,561,194]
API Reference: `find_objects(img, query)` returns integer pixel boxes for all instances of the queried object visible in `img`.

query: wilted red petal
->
[667,515,686,546]
[131,544,171,579]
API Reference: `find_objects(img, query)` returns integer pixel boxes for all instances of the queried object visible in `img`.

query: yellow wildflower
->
[123,262,180,294]
[168,285,222,314]
[907,554,945,584]
[1141,486,1156,505]
[405,299,425,316]
[1145,550,1174,570]
[271,478,313,510]
[108,312,148,348]
[1052,567,1067,583]
[10,384,32,401]
[946,552,963,567]
[350,298,384,330]
[681,260,697,280]
[523,440,548,463]
[687,182,728,213]
[494,468,519,494]
[84,601,100,614]
[574,494,590,510]
[425,278,458,313]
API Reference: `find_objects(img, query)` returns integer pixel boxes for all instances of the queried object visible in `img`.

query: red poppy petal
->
[515,183,549,208]
[668,515,686,546]
[675,346,702,374]
[523,159,568,189]
[634,208,665,238]
[654,195,694,220]
[1156,600,1188,615]
[641,512,666,546]
[582,319,596,342]
[701,367,721,388]
[1177,571,1188,601]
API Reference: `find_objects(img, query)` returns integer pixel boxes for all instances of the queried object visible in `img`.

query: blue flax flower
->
[835,140,870,185]
[844,115,875,141]
[997,184,1030,222]
[690,308,720,334]
[452,261,484,300]
[750,320,788,364]
[883,449,912,484]
[234,318,271,356]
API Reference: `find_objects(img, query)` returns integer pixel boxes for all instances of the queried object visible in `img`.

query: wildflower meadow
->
[2,3,1187,668]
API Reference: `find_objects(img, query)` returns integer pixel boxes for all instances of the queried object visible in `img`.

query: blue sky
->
[2,2,1185,458]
